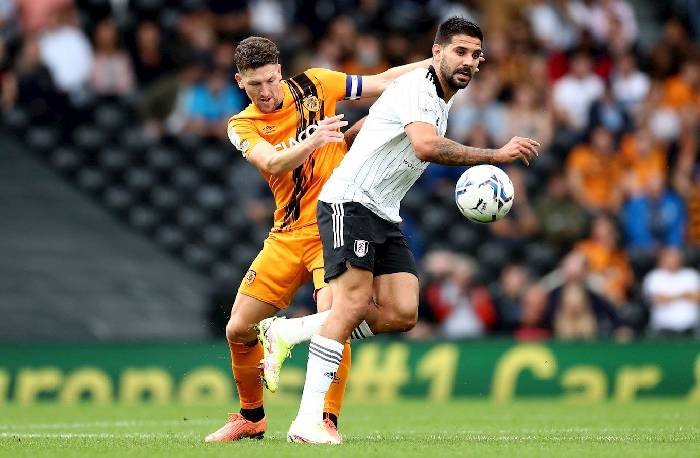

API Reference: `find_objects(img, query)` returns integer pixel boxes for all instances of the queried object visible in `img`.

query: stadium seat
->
[125,168,156,192]
[177,206,207,230]
[3,107,29,132]
[77,167,107,194]
[182,243,215,269]
[26,126,59,156]
[95,104,128,135]
[129,205,160,232]
[51,147,82,174]
[201,224,233,250]
[154,224,187,251]
[171,167,202,192]
[150,186,182,211]
[99,147,130,174]
[147,146,179,172]
[102,186,134,212]
[196,185,227,211]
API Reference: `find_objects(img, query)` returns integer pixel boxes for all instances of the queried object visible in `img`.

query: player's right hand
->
[493,136,539,166]
[309,114,348,149]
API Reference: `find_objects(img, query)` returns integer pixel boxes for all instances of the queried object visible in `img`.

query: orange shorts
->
[238,224,327,309]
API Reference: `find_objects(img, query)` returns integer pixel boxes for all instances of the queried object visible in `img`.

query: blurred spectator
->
[673,146,700,247]
[0,0,18,40]
[514,284,551,341]
[16,0,72,35]
[623,174,686,252]
[576,214,633,305]
[132,22,174,88]
[138,59,204,138]
[38,6,92,94]
[341,33,389,77]
[643,247,700,336]
[89,19,134,97]
[566,126,624,212]
[249,0,287,37]
[3,36,64,122]
[492,263,531,333]
[543,252,630,340]
[499,83,553,152]
[568,0,638,50]
[662,58,700,111]
[611,52,650,116]
[423,254,496,338]
[619,129,667,196]
[488,165,539,244]
[182,68,245,139]
[552,51,605,140]
[527,0,578,52]
[648,18,695,79]
[588,83,632,139]
[449,76,504,144]
[534,169,588,250]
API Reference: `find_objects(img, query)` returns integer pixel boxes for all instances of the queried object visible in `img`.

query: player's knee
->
[225,316,256,343]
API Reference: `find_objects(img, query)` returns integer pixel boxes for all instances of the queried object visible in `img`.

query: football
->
[455,165,515,223]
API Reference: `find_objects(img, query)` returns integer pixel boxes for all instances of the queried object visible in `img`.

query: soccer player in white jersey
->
[258,17,539,444]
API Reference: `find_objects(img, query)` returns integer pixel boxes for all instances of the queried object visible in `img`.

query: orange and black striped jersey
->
[227,68,363,232]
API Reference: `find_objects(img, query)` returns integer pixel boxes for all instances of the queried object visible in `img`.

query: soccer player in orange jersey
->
[204,36,430,442]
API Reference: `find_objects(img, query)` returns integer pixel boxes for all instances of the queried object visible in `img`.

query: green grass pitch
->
[1,400,698,457]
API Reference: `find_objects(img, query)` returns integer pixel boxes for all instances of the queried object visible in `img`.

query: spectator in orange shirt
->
[662,58,700,110]
[619,129,667,196]
[576,215,634,306]
[566,126,624,212]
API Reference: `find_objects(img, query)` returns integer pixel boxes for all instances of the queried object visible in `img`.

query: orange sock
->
[229,339,264,410]
[323,340,351,417]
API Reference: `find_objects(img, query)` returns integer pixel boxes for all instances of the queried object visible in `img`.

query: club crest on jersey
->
[354,240,369,258]
[303,95,320,112]
[243,269,256,285]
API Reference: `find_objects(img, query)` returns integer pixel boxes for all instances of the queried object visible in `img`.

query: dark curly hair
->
[234,36,279,72]
[435,17,483,45]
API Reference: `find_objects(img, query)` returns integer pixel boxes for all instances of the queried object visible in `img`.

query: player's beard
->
[440,59,472,92]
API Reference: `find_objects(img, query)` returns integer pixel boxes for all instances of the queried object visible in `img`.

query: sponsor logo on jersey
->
[274,122,321,151]
[262,125,276,134]
[354,240,369,258]
[302,95,320,112]
[243,269,256,285]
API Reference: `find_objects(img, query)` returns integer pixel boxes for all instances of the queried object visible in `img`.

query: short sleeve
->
[227,118,264,158]
[397,76,441,128]
[307,68,363,102]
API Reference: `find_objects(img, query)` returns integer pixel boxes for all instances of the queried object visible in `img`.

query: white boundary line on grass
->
[0,419,219,430]
[0,432,201,439]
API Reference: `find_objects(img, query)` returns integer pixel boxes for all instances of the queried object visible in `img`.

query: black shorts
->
[317,201,418,283]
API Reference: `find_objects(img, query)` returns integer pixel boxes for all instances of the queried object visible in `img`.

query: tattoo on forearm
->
[431,137,494,165]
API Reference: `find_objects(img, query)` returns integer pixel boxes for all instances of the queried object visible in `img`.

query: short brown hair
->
[234,36,279,72]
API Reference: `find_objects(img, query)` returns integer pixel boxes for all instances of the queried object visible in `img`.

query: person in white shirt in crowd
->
[643,247,700,336]
[38,5,93,95]
[552,51,604,134]
[611,52,650,116]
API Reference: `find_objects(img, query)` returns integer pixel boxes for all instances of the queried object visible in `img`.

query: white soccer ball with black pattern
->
[455,165,515,223]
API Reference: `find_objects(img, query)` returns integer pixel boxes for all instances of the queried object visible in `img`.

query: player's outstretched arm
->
[246,114,348,175]
[405,122,539,166]
[361,58,433,98]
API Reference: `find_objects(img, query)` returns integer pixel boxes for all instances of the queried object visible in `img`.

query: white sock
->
[277,311,330,345]
[297,334,344,421]
[277,312,374,344]
[350,320,374,340]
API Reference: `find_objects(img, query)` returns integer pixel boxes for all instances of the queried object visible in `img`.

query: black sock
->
[323,412,338,428]
[240,406,265,422]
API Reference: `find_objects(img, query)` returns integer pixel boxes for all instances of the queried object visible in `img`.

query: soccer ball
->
[455,165,514,223]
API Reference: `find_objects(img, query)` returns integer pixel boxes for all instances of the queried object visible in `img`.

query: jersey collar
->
[427,65,445,100]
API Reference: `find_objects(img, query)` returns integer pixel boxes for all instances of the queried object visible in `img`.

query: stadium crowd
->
[1,0,699,340]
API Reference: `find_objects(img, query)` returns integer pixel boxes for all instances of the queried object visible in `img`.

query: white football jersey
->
[319,66,455,223]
